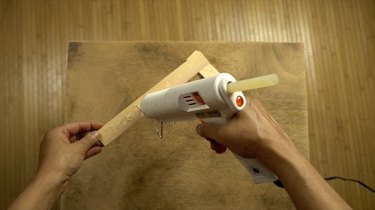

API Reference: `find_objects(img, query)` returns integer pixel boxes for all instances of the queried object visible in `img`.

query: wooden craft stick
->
[198,66,220,78]
[98,51,220,146]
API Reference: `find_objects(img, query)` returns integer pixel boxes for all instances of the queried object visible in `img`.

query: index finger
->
[61,121,103,137]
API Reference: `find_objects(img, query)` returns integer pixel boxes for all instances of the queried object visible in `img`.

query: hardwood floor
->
[1,0,374,209]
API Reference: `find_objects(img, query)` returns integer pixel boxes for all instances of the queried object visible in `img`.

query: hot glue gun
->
[141,73,280,184]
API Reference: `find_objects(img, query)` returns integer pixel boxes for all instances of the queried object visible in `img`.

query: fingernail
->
[91,131,100,139]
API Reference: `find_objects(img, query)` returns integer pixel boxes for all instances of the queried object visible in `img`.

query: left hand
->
[37,121,103,180]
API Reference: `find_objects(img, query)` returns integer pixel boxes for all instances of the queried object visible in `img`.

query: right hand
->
[196,98,298,170]
[196,99,353,210]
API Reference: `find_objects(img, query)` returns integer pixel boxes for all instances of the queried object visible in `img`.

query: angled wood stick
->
[98,51,220,146]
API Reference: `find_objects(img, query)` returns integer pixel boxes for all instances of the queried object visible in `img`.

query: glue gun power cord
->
[273,176,374,194]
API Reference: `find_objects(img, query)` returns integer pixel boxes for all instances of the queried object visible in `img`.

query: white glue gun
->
[141,73,280,184]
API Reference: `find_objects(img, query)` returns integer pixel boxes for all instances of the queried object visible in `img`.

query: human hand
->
[37,121,103,180]
[196,99,297,169]
[195,99,353,210]
[8,122,103,210]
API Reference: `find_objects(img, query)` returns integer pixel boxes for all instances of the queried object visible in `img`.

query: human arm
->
[8,121,103,210]
[196,99,351,210]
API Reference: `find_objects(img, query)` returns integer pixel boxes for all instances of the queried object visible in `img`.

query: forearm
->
[8,171,67,210]
[270,149,352,210]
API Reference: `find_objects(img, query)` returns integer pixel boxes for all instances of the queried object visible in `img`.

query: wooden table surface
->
[62,41,308,210]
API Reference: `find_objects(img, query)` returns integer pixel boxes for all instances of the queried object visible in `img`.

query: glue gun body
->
[141,73,278,184]
[141,73,244,124]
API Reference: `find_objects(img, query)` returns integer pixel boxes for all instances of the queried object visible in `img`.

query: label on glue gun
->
[234,154,278,183]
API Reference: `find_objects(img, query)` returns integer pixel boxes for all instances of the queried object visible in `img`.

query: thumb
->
[196,123,224,143]
[77,131,101,151]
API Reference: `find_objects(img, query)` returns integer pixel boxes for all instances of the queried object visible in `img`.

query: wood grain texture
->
[62,42,306,209]
[0,0,374,209]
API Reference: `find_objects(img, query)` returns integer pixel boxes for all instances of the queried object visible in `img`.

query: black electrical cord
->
[325,176,375,193]
[273,177,375,193]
